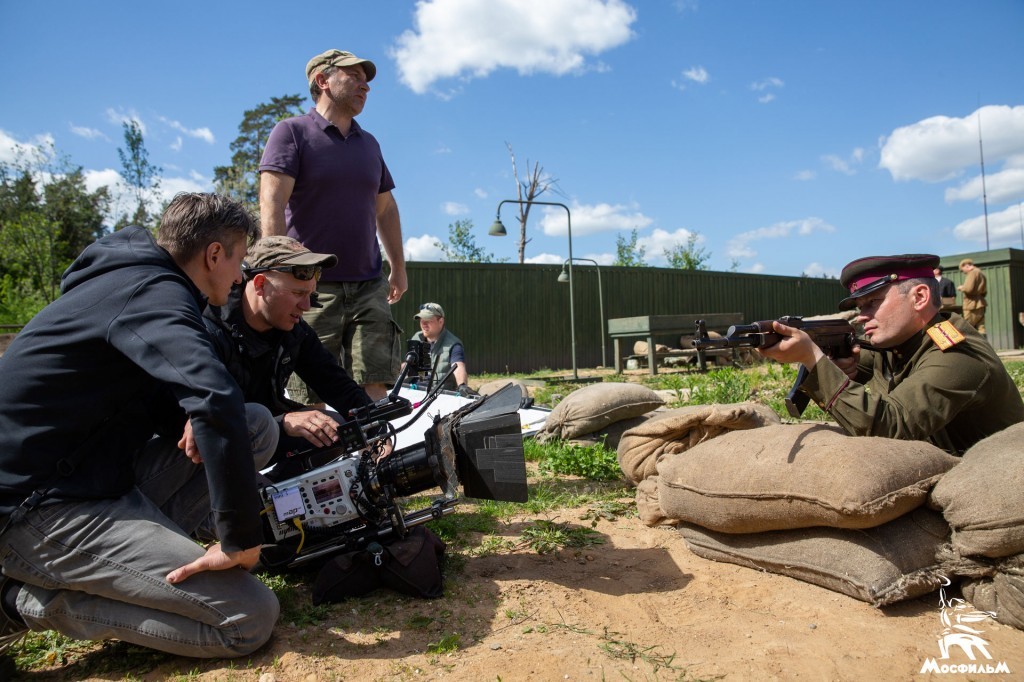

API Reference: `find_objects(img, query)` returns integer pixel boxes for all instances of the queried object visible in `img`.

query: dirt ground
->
[19,496,1024,682]
[14,365,1024,681]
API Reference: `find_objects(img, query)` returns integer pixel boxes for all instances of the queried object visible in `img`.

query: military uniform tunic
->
[800,312,1023,454]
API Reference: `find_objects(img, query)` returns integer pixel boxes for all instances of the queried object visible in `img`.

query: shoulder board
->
[926,320,966,350]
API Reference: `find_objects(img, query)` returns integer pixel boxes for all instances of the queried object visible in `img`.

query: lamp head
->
[488,218,507,237]
[557,267,569,283]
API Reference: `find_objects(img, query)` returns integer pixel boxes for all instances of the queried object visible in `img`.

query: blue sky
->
[2,0,1023,277]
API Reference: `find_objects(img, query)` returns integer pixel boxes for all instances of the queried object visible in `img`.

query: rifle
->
[692,316,866,418]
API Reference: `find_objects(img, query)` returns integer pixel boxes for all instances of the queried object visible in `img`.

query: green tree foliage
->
[116,120,161,229]
[664,233,711,270]
[0,146,110,320]
[435,219,506,263]
[214,95,304,210]
[613,228,647,267]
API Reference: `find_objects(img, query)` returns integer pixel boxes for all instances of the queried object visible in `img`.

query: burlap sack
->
[536,382,663,443]
[962,558,1024,631]
[657,423,960,533]
[567,414,652,450]
[936,545,1024,631]
[680,508,951,607]
[929,423,1024,558]
[477,378,529,398]
[617,403,780,486]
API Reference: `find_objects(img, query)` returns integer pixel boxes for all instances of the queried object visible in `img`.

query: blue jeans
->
[0,408,281,658]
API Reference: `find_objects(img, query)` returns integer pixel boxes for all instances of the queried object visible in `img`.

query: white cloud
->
[106,108,146,134]
[474,187,488,198]
[442,201,470,216]
[757,93,775,104]
[801,262,838,278]
[170,136,183,152]
[726,217,836,260]
[82,168,122,195]
[159,116,215,145]
[794,169,816,181]
[538,200,653,237]
[525,252,565,265]
[434,144,452,154]
[0,129,55,165]
[879,105,1024,183]
[69,124,107,141]
[636,228,699,266]
[392,0,638,94]
[945,167,1024,205]
[580,252,615,265]
[751,77,784,91]
[822,148,866,176]
[952,203,1024,246]
[683,66,709,84]
[405,234,446,261]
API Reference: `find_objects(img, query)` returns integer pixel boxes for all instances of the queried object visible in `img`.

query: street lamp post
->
[558,258,605,369]
[490,199,577,380]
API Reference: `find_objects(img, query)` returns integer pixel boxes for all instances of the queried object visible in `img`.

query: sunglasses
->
[245,264,323,281]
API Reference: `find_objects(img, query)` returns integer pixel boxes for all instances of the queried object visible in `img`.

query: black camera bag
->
[312,526,446,605]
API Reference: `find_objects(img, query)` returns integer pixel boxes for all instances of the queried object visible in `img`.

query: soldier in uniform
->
[759,254,1023,455]
[957,258,987,334]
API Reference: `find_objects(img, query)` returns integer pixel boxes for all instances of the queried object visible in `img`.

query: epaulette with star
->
[926,320,966,350]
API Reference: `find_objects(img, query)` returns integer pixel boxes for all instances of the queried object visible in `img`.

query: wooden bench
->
[607,313,744,375]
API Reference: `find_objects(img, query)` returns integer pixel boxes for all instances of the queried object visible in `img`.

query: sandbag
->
[658,423,960,533]
[930,422,1024,558]
[962,557,1024,631]
[536,382,663,443]
[680,508,951,607]
[567,414,652,451]
[477,378,530,398]
[617,402,780,486]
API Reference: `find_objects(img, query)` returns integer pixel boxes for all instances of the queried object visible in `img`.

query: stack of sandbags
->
[617,402,780,487]
[535,382,664,445]
[622,417,962,606]
[930,423,1024,629]
[477,378,530,398]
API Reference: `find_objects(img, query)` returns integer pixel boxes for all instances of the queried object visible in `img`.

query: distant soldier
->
[957,258,987,334]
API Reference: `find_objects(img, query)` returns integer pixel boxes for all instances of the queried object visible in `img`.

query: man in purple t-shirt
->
[259,49,406,402]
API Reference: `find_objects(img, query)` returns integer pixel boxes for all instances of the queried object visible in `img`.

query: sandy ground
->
[18,495,1024,682]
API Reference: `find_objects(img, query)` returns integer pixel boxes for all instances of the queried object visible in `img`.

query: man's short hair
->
[157,192,260,263]
[896,277,941,307]
[309,65,339,102]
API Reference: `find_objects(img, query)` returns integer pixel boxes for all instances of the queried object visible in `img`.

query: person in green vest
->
[410,303,476,397]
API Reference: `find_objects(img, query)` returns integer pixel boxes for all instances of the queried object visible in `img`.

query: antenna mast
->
[978,109,990,250]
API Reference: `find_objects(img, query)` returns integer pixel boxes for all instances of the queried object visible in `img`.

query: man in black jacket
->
[0,194,278,661]
[195,236,372,474]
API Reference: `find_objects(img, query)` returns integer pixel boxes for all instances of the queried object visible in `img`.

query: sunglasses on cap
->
[244,264,323,281]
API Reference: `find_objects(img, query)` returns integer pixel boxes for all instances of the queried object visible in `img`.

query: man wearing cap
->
[195,237,373,473]
[957,258,987,334]
[759,253,1023,455]
[410,303,475,397]
[259,48,405,404]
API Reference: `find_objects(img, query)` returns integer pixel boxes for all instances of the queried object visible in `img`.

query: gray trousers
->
[0,404,281,658]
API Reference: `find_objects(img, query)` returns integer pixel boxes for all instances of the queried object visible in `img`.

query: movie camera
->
[259,343,528,569]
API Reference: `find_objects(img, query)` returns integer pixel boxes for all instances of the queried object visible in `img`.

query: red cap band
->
[848,266,935,293]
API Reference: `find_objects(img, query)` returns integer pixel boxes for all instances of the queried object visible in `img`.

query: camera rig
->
[258,344,528,569]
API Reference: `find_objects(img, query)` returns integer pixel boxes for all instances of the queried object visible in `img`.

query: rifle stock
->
[692,316,862,417]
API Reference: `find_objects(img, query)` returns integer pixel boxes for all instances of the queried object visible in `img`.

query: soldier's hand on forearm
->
[282,409,339,448]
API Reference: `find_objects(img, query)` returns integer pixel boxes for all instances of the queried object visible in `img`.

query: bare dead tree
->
[506,142,559,264]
